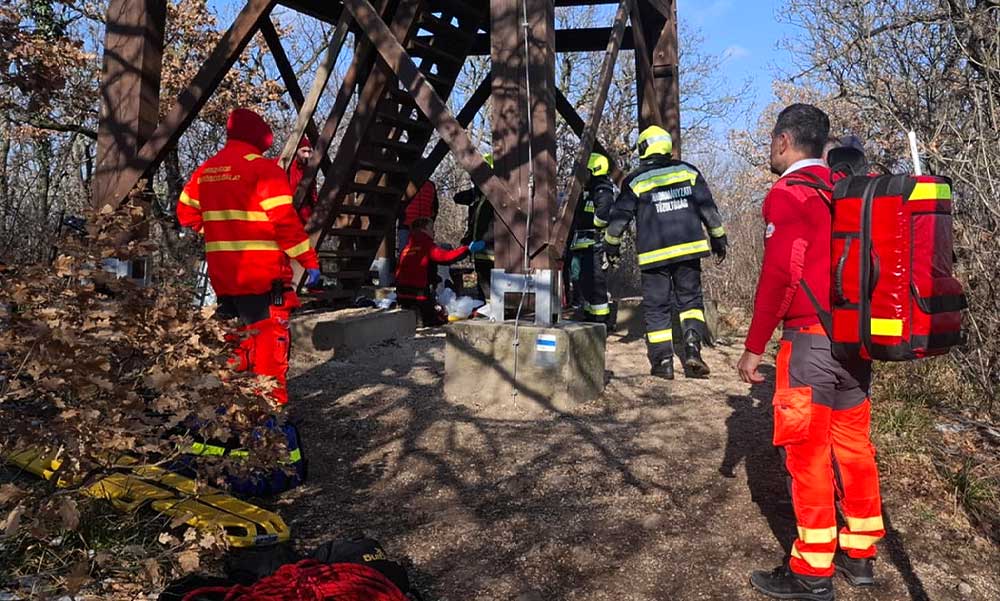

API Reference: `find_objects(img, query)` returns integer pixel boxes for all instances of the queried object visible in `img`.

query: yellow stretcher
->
[4,447,290,548]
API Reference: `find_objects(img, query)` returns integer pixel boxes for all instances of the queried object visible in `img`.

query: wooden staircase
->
[304,0,486,301]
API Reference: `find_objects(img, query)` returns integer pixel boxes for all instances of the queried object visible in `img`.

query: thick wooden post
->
[92,0,166,209]
[635,0,680,156]
[490,0,557,272]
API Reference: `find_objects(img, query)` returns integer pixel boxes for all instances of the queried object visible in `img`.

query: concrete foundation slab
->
[445,320,606,415]
[291,308,416,357]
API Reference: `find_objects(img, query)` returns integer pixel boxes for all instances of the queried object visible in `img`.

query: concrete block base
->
[291,308,416,357]
[445,320,606,415]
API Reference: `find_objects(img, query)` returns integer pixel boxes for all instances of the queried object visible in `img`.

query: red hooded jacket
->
[402,181,438,227]
[286,136,318,223]
[178,109,319,297]
[745,164,834,354]
[394,229,469,300]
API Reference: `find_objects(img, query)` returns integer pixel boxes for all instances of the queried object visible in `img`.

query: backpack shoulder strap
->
[784,170,834,211]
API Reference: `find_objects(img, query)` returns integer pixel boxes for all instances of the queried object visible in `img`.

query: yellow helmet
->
[587,153,610,176]
[483,153,494,168]
[637,125,673,159]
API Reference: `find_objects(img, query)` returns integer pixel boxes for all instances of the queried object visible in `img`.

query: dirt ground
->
[280,323,1000,601]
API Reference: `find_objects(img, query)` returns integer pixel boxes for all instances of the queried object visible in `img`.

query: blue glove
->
[305,268,322,287]
[468,240,486,254]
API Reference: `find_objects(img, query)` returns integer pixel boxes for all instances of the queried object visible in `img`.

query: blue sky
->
[677,0,792,127]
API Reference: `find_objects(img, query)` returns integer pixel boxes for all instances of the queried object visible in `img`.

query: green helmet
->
[637,125,673,159]
[587,153,610,176]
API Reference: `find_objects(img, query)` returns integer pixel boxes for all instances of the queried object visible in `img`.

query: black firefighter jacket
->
[569,174,616,251]
[454,186,495,262]
[605,156,726,270]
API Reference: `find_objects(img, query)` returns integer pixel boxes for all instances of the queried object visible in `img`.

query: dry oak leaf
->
[58,497,81,531]
[143,558,164,587]
[2,504,25,537]
[0,484,27,506]
[177,548,200,573]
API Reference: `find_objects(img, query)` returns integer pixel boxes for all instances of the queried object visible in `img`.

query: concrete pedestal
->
[291,308,416,357]
[445,320,606,414]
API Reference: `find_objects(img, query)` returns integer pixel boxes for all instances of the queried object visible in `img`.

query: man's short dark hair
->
[773,103,831,158]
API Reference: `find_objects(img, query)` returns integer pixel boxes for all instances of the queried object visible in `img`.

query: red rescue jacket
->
[178,111,319,297]
[745,164,834,354]
[394,229,468,300]
[286,136,318,224]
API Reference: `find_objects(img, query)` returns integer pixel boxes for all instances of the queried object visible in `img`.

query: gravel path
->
[280,324,999,601]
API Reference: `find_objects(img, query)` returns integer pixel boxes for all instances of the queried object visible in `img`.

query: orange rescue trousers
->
[223,290,298,405]
[773,325,885,578]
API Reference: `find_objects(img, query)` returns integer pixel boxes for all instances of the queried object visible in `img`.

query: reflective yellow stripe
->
[797,525,838,544]
[228,449,250,458]
[288,448,302,463]
[179,191,200,209]
[638,240,710,265]
[206,240,281,252]
[260,195,294,210]
[680,309,705,323]
[474,252,495,261]
[585,303,611,316]
[285,239,312,257]
[188,442,225,456]
[845,515,884,532]
[709,226,726,238]
[870,318,903,337]
[243,153,264,162]
[839,533,881,550]
[202,210,269,222]
[791,546,834,569]
[571,241,596,250]
[910,182,951,201]
[584,202,595,213]
[630,168,698,195]
[604,233,621,245]
[593,216,608,228]
[647,329,673,344]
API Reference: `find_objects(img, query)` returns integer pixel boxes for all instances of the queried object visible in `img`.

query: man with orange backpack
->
[178,108,321,406]
[738,104,883,601]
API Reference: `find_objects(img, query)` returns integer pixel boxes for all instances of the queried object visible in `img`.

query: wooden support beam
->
[270,11,352,171]
[491,0,558,271]
[628,0,665,129]
[547,0,628,261]
[553,88,623,183]
[258,17,329,173]
[464,26,635,55]
[341,0,524,247]
[100,0,278,211]
[404,71,493,200]
[92,0,167,210]
[640,0,681,156]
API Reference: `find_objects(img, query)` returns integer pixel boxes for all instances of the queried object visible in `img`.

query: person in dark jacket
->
[454,153,496,300]
[605,125,727,379]
[395,218,483,327]
[568,153,616,323]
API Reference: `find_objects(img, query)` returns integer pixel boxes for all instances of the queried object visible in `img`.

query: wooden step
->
[408,38,464,66]
[371,137,424,155]
[385,86,418,107]
[423,71,452,91]
[338,204,397,218]
[318,249,378,259]
[348,181,404,197]
[328,228,386,238]
[434,0,486,23]
[323,270,369,280]
[376,111,432,133]
[357,157,409,175]
[419,13,474,44]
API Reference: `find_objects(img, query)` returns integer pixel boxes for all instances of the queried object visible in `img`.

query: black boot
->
[834,553,875,587]
[750,564,834,601]
[650,358,674,380]
[682,330,711,378]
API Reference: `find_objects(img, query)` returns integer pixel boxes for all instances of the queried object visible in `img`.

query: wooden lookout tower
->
[92,0,681,311]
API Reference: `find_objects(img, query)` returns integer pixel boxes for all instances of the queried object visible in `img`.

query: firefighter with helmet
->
[177,108,321,406]
[604,125,727,379]
[454,153,496,300]
[568,153,616,324]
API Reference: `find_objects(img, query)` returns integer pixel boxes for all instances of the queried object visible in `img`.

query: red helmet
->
[226,108,274,152]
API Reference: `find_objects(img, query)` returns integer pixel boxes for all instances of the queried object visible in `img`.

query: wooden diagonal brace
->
[554,89,623,183]
[258,18,329,172]
[403,71,493,200]
[628,0,665,127]
[342,0,525,248]
[548,0,629,258]
[100,0,278,211]
[270,11,352,171]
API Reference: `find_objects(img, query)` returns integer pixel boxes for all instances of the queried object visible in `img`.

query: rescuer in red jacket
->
[738,104,882,601]
[285,136,318,224]
[395,218,482,326]
[177,108,322,405]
